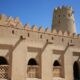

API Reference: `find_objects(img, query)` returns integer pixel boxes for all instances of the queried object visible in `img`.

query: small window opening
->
[71,39,72,43]
[20,35,23,39]
[40,35,42,39]
[12,30,14,34]
[28,33,30,37]
[46,39,48,42]
[52,37,54,40]
[62,38,64,42]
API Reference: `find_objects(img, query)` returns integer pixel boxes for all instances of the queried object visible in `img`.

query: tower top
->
[52,6,76,33]
[54,6,73,11]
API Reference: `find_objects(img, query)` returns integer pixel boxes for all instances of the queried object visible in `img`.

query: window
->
[62,38,64,42]
[12,30,14,34]
[28,33,30,37]
[52,37,54,40]
[20,35,23,39]
[40,35,42,39]
[46,39,48,42]
[53,60,61,77]
[73,61,80,80]
[0,57,8,79]
[27,58,38,78]
[71,39,72,43]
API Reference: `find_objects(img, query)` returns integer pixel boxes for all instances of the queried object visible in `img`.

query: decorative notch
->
[12,30,14,34]
[39,26,44,33]
[32,25,38,32]
[72,33,77,38]
[40,35,42,39]
[14,17,23,28]
[8,21,16,27]
[58,30,63,36]
[45,27,50,33]
[7,17,16,27]
[27,33,30,37]
[77,34,80,39]
[52,29,57,34]
[24,23,31,30]
[68,32,72,37]
[14,17,20,23]
[64,31,68,36]
[51,37,54,40]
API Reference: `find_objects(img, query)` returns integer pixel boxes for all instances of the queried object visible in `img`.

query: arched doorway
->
[73,61,80,80]
[53,60,62,77]
[27,58,39,78]
[0,56,8,79]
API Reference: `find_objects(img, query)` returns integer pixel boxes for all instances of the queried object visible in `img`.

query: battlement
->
[54,6,73,12]
[0,14,79,39]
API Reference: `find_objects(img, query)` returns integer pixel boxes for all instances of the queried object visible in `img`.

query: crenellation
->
[45,27,50,33]
[52,29,57,35]
[77,34,80,39]
[58,30,63,36]
[0,24,79,41]
[14,17,20,23]
[63,31,68,36]
[32,25,38,32]
[39,26,44,33]
[0,14,8,20]
[24,23,31,30]
[54,6,73,12]
[72,33,77,38]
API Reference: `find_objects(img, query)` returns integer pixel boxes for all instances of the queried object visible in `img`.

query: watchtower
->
[52,6,76,33]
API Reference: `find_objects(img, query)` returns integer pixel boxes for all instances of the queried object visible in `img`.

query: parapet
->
[54,6,73,12]
[0,14,79,39]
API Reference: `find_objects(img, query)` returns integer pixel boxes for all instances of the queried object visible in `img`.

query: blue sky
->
[0,0,80,33]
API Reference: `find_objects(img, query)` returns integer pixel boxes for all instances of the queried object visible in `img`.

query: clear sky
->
[0,0,80,33]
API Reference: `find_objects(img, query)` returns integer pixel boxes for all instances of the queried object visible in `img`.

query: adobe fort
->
[0,6,80,80]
